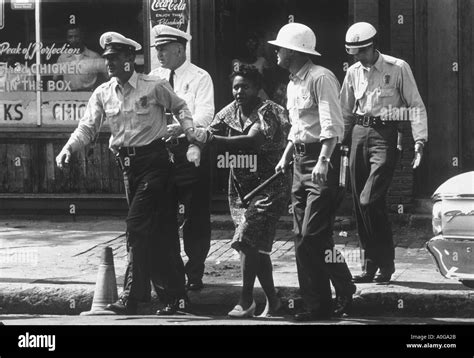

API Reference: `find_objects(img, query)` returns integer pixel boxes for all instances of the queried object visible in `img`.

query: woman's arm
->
[212,128,265,151]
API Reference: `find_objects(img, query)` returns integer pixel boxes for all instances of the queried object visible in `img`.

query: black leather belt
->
[165,136,188,148]
[355,114,392,127]
[293,142,321,156]
[118,139,166,157]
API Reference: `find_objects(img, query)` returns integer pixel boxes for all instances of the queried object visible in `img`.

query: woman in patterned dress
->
[207,65,291,317]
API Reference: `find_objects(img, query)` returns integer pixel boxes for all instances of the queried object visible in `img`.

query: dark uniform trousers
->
[292,144,354,311]
[349,124,398,273]
[120,146,184,303]
[166,140,211,284]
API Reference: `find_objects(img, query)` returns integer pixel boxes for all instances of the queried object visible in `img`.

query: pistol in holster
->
[115,153,131,207]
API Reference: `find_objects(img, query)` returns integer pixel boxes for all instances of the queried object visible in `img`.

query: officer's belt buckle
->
[295,143,306,155]
[362,116,371,127]
[170,138,180,147]
[126,146,136,157]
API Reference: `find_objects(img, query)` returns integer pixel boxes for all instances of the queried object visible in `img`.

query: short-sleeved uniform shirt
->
[286,60,344,144]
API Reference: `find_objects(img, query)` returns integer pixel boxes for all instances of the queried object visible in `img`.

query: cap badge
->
[105,35,113,44]
[351,34,360,43]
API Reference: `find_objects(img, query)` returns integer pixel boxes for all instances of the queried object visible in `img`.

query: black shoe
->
[334,285,356,317]
[294,310,332,322]
[156,303,177,316]
[156,297,188,316]
[374,272,393,283]
[105,297,137,315]
[333,295,353,317]
[186,281,204,291]
[352,272,375,283]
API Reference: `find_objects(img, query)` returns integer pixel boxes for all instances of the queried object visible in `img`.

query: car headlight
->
[432,201,443,235]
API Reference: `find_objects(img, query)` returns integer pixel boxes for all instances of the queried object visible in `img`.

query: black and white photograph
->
[0,0,473,354]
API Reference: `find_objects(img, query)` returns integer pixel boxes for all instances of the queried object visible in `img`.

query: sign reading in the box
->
[0,42,86,92]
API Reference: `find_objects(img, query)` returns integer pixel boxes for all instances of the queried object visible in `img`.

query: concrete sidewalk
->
[0,215,473,318]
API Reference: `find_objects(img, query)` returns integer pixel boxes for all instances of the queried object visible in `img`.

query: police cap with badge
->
[151,24,192,47]
[100,31,142,57]
[344,22,377,55]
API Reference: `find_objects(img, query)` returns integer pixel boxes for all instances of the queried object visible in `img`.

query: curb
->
[1,283,473,318]
[213,213,432,231]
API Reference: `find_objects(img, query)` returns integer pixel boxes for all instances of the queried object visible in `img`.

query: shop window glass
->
[0,0,144,127]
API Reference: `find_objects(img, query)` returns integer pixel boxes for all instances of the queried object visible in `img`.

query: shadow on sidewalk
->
[389,281,469,291]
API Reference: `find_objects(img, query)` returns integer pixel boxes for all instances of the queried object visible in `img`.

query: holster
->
[115,153,131,206]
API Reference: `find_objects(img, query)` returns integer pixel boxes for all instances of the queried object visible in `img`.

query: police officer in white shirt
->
[150,25,215,292]
[341,22,428,284]
[270,23,356,321]
[56,32,198,315]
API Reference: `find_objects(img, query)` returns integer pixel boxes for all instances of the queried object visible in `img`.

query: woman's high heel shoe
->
[228,300,256,318]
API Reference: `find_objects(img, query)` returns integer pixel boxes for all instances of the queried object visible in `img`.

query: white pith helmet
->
[345,22,377,55]
[268,22,321,56]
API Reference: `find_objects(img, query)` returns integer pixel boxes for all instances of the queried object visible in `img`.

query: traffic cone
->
[81,246,119,316]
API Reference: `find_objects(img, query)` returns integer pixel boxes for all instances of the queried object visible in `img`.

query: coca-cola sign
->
[150,0,189,32]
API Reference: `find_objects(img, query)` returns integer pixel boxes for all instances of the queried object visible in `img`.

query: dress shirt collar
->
[289,59,313,82]
[112,71,138,91]
[127,71,139,89]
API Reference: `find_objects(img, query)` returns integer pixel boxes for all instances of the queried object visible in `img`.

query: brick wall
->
[387,0,416,213]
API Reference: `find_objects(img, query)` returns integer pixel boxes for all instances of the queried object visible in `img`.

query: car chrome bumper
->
[426,235,474,280]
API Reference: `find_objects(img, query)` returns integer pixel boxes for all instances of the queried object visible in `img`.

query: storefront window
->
[0,0,144,127]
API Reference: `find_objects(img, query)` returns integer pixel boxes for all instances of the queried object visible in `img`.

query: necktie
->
[166,70,175,124]
[169,70,175,89]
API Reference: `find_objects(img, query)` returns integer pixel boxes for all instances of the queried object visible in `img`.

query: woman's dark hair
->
[229,64,263,89]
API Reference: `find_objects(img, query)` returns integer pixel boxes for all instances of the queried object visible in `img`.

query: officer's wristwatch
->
[318,155,331,164]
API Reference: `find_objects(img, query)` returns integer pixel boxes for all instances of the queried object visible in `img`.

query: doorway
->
[212,0,349,196]
[214,0,349,110]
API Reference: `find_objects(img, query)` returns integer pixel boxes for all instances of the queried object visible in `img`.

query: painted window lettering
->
[1,103,23,121]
